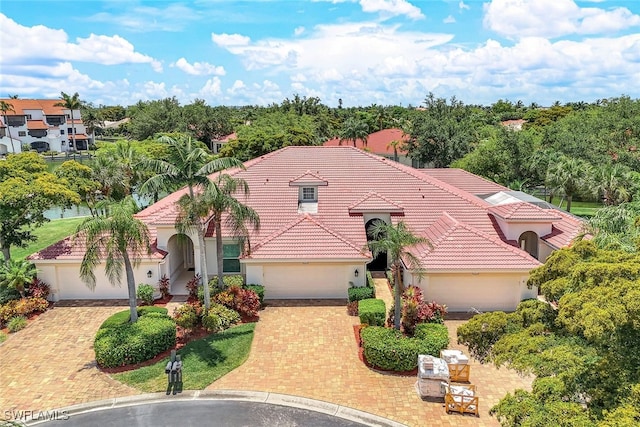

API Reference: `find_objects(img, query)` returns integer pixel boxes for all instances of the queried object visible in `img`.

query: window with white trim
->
[222,243,241,273]
[301,187,316,202]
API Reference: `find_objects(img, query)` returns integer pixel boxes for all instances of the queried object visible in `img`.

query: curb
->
[25,390,407,427]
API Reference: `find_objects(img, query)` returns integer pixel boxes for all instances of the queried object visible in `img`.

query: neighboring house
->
[211,132,237,154]
[324,128,421,167]
[29,147,584,312]
[0,98,89,153]
[501,119,527,131]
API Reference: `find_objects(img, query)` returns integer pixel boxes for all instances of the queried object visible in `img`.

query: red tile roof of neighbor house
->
[323,128,409,156]
[488,202,562,222]
[27,235,167,261]
[420,168,508,195]
[32,146,584,268]
[26,120,49,130]
[0,99,67,116]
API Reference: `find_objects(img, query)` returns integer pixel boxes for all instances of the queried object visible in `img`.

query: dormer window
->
[301,187,317,202]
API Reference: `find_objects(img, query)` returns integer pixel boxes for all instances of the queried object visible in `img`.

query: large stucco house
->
[0,98,89,154]
[30,146,583,311]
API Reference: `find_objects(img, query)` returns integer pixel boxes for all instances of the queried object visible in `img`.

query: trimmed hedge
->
[209,275,244,288]
[94,309,176,368]
[359,299,386,326]
[203,303,240,332]
[361,324,450,372]
[366,270,375,288]
[348,286,375,302]
[100,306,167,329]
[414,323,450,355]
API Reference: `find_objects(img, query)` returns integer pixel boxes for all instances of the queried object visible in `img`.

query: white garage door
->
[262,264,348,299]
[56,265,129,299]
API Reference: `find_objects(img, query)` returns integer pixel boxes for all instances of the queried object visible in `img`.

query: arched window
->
[518,231,539,259]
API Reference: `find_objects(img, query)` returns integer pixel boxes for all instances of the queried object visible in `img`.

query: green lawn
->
[113,323,256,392]
[549,197,603,218]
[10,217,86,260]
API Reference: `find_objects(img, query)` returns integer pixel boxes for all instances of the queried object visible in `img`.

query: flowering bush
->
[186,274,201,301]
[213,285,260,318]
[388,286,447,336]
[173,301,203,331]
[27,279,50,299]
[158,275,170,299]
[0,297,49,326]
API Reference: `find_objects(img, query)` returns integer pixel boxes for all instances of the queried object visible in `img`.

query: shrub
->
[361,326,448,371]
[27,279,50,299]
[158,275,170,299]
[173,302,203,331]
[100,306,167,329]
[244,284,264,305]
[386,270,394,286]
[359,299,386,326]
[414,323,450,355]
[367,270,375,288]
[209,275,244,288]
[0,286,20,305]
[0,331,6,344]
[457,311,509,363]
[348,286,375,302]
[136,284,155,306]
[213,285,260,318]
[7,316,28,333]
[389,286,447,335]
[186,274,201,300]
[0,297,49,325]
[94,314,177,368]
[203,303,240,332]
[347,301,359,316]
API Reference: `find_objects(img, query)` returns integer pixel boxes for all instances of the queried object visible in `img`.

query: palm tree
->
[590,164,632,206]
[139,134,246,306]
[55,92,81,151]
[0,100,16,153]
[387,139,404,162]
[546,156,591,213]
[367,221,429,330]
[0,257,36,298]
[339,117,369,147]
[75,197,151,323]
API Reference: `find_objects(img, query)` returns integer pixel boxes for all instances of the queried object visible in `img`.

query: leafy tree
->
[55,92,81,150]
[459,242,640,425]
[0,257,36,297]
[407,93,479,168]
[127,97,183,140]
[0,100,16,153]
[54,161,101,215]
[75,197,151,323]
[585,201,640,252]
[590,164,635,206]
[367,221,429,330]
[0,153,80,261]
[182,100,234,150]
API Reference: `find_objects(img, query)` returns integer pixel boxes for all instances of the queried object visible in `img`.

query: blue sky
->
[1,0,639,107]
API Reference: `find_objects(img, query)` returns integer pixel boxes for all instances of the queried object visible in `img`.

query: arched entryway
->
[518,231,539,259]
[167,234,195,295]
[366,218,388,271]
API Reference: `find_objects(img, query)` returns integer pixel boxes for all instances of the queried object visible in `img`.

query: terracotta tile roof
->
[488,202,562,222]
[32,146,583,269]
[26,120,49,130]
[541,209,586,248]
[289,170,328,186]
[420,168,508,195]
[348,191,404,214]
[323,128,409,156]
[247,214,370,260]
[27,235,167,261]
[414,213,541,271]
[0,99,66,116]
[214,132,237,142]
[70,134,89,140]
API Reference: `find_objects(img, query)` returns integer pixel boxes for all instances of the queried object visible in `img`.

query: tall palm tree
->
[367,221,429,330]
[55,92,81,151]
[590,164,632,206]
[140,134,246,306]
[339,117,369,147]
[387,139,404,162]
[206,174,260,291]
[75,197,151,323]
[0,100,16,153]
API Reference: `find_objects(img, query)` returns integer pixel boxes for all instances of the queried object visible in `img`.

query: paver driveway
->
[0,302,137,412]
[208,300,532,427]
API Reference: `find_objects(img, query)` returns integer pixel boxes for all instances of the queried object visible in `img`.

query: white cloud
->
[294,26,305,36]
[459,1,470,11]
[172,58,226,76]
[227,80,246,95]
[86,4,200,33]
[444,15,456,24]
[359,0,425,20]
[211,33,251,47]
[200,77,222,98]
[483,0,640,38]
